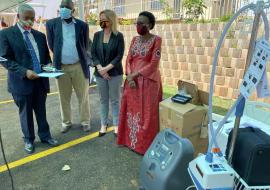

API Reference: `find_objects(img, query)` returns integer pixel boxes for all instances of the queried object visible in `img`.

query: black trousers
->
[12,79,51,143]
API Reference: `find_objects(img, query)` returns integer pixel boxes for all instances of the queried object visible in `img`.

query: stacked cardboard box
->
[159,81,209,156]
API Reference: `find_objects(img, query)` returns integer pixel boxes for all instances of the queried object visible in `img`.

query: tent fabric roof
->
[0,0,28,12]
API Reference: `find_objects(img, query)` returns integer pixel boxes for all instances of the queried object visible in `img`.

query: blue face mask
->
[60,7,72,19]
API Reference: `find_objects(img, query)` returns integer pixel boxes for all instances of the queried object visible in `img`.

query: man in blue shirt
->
[46,0,91,133]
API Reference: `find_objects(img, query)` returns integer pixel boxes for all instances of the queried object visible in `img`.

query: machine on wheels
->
[189,1,270,190]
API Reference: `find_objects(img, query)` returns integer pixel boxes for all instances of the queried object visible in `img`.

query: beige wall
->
[89,22,270,103]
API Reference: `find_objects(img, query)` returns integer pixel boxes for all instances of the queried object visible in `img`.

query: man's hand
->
[26,70,39,80]
[96,64,102,70]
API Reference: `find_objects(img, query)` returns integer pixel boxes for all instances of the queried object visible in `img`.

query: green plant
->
[119,18,134,25]
[86,13,97,25]
[199,18,206,23]
[219,15,232,22]
[183,0,207,21]
[226,28,235,39]
[184,18,194,23]
[159,0,173,22]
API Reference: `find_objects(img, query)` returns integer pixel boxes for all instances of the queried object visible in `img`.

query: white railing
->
[83,0,236,21]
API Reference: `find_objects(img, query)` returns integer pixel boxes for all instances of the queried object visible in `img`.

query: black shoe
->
[41,138,59,147]
[98,132,106,137]
[25,142,35,154]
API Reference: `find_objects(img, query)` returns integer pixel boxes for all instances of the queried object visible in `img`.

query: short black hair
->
[139,11,155,30]
[61,0,74,8]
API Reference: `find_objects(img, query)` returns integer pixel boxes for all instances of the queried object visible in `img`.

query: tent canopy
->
[0,0,28,12]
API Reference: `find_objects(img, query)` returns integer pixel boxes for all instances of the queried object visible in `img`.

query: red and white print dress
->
[117,35,163,155]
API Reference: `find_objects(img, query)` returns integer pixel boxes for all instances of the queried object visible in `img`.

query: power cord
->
[185,185,196,190]
[0,128,15,190]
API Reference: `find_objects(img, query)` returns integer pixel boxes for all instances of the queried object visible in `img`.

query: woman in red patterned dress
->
[117,11,162,155]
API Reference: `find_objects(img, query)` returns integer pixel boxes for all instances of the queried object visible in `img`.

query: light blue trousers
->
[96,75,123,127]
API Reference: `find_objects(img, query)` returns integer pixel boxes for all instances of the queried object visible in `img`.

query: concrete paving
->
[0,67,142,190]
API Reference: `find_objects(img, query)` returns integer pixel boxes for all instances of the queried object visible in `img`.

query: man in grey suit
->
[46,0,91,133]
[0,4,58,154]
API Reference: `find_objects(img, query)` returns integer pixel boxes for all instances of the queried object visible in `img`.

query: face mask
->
[100,21,108,29]
[60,7,72,19]
[136,24,149,36]
[19,19,34,30]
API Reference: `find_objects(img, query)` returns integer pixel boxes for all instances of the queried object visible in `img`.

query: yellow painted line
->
[47,92,59,96]
[0,92,59,105]
[0,127,114,173]
[89,84,97,88]
[0,100,14,105]
[0,85,97,105]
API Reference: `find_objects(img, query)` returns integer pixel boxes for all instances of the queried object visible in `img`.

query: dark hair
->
[139,11,155,30]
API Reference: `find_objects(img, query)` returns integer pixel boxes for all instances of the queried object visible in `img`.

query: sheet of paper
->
[257,69,270,98]
[0,57,7,62]
[38,72,64,78]
[240,39,270,99]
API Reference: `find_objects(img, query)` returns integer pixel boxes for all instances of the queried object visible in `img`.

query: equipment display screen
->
[209,164,227,172]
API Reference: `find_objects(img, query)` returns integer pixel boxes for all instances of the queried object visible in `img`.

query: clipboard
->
[0,57,7,62]
[38,72,64,78]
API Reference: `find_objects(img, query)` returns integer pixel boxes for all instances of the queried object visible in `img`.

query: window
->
[174,0,181,13]
[103,0,111,9]
[114,0,125,16]
[173,0,181,18]
[150,0,163,10]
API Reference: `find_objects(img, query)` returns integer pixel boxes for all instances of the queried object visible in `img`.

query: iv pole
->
[227,0,265,164]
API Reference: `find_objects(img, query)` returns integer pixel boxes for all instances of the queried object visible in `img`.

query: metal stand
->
[228,1,264,165]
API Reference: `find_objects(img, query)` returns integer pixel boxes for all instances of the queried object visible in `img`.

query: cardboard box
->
[188,133,208,156]
[159,98,208,155]
[159,80,210,155]
[177,80,209,105]
[177,80,200,105]
[159,98,207,134]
